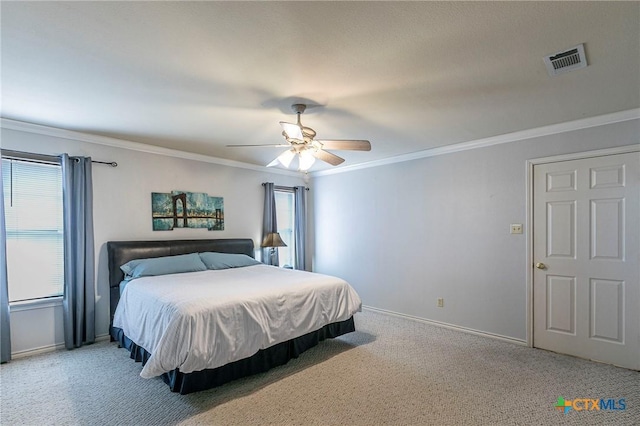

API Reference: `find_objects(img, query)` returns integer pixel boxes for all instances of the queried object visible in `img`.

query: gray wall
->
[311,119,639,341]
[2,127,305,354]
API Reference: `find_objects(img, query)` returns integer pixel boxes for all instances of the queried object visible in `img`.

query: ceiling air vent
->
[543,44,587,76]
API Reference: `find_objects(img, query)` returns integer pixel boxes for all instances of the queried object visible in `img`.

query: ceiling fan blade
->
[226,144,290,148]
[312,149,345,166]
[279,121,303,140]
[315,139,371,151]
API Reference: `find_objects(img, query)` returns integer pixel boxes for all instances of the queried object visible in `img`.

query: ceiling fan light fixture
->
[298,149,316,171]
[280,121,303,141]
[233,103,370,170]
[277,149,296,167]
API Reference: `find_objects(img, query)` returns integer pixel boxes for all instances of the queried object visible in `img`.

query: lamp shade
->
[298,149,316,171]
[261,232,287,248]
[277,149,296,168]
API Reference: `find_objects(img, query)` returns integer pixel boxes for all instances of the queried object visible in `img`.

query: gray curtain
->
[262,182,279,266]
[61,154,95,349]
[294,186,307,271]
[0,160,11,363]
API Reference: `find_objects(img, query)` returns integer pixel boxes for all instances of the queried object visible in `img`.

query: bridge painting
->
[152,190,224,231]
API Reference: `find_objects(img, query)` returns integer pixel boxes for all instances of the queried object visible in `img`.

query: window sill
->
[10,296,63,312]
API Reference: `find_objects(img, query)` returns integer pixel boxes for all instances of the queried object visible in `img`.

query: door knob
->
[535,262,546,270]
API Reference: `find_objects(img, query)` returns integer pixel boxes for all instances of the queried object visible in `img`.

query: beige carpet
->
[1,310,638,425]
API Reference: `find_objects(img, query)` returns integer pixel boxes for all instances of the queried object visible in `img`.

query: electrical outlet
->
[437,298,444,308]
[510,224,523,234]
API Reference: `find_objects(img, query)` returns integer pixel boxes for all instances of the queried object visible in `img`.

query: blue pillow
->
[120,253,207,279]
[199,252,261,270]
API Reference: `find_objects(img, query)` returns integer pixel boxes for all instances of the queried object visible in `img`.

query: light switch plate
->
[510,224,523,234]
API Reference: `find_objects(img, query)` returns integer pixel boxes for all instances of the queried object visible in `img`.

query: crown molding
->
[0,118,302,177]
[312,108,640,177]
[3,108,638,178]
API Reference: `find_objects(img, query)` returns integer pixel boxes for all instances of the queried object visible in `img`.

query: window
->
[2,157,64,302]
[274,190,295,268]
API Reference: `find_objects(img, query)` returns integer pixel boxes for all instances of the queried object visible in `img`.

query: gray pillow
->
[120,253,207,279]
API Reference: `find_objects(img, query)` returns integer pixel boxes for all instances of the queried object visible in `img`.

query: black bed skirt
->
[110,317,355,394]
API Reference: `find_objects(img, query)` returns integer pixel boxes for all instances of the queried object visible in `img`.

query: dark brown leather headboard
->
[107,239,255,324]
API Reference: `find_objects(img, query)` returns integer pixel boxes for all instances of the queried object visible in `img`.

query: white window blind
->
[275,190,296,268]
[2,158,64,302]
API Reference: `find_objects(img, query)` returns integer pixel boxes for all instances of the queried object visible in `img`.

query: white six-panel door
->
[533,152,639,370]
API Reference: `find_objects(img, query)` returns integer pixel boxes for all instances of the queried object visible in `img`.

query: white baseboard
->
[362,305,527,346]
[11,333,111,359]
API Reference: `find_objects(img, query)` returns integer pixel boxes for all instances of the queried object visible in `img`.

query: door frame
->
[525,144,640,347]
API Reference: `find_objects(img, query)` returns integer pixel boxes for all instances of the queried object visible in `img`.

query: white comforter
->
[112,265,362,378]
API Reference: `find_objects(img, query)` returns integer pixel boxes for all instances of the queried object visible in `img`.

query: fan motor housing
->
[292,104,307,114]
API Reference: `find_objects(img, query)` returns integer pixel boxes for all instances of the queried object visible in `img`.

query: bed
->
[108,238,361,394]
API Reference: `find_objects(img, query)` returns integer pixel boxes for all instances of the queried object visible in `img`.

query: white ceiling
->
[1,1,639,171]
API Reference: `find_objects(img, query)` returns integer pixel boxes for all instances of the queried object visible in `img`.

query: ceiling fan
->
[227,104,371,171]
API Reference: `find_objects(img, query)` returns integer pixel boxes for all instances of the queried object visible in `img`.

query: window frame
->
[273,187,296,268]
[2,149,64,304]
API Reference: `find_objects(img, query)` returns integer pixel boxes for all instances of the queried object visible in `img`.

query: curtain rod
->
[1,149,117,167]
[262,183,309,191]
[77,159,118,167]
[93,160,118,167]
